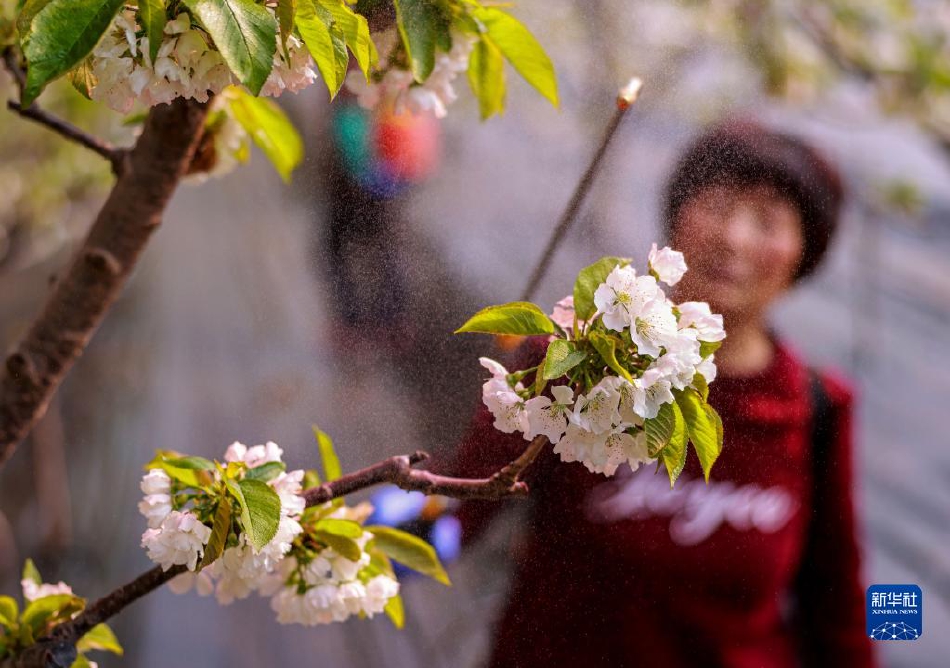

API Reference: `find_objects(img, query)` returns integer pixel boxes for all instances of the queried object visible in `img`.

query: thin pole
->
[519,78,643,302]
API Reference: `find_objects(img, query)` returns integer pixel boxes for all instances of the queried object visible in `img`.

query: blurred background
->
[1,1,949,666]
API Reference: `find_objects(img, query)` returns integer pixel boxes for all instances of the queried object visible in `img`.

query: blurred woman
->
[451,120,875,667]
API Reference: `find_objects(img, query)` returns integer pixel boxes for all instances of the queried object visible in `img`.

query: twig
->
[7,101,128,175]
[2,47,127,175]
[0,96,210,470]
[519,78,643,302]
[304,435,549,506]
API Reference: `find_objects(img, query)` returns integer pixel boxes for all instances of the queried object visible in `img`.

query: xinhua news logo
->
[866,584,922,641]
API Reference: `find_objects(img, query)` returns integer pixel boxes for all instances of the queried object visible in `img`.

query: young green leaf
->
[66,58,97,99]
[644,400,686,458]
[573,257,630,321]
[312,425,342,481]
[276,0,296,52]
[318,0,377,77]
[243,460,286,482]
[314,518,363,539]
[541,339,587,380]
[467,34,505,119]
[223,86,303,181]
[588,330,633,382]
[183,0,277,96]
[295,0,349,97]
[138,0,166,63]
[21,0,125,106]
[76,623,123,655]
[22,558,42,586]
[0,596,18,627]
[455,301,556,336]
[22,594,84,635]
[473,7,557,107]
[691,372,709,401]
[199,497,232,568]
[228,478,281,551]
[145,451,215,488]
[699,340,722,358]
[392,0,445,82]
[302,468,321,489]
[384,592,405,629]
[314,530,362,560]
[367,526,450,586]
[675,388,722,482]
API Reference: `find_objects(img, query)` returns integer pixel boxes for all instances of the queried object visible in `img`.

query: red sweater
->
[451,337,876,667]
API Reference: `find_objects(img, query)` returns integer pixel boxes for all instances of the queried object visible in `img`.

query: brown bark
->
[0,97,209,468]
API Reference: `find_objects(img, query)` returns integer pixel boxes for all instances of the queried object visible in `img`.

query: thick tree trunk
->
[0,97,209,467]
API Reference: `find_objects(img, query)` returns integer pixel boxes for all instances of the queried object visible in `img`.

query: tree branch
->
[0,96,210,470]
[17,436,549,666]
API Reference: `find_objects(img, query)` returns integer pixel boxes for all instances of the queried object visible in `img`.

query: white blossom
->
[524,385,575,444]
[677,301,726,342]
[648,243,688,286]
[629,296,679,358]
[224,441,284,469]
[550,295,577,330]
[141,510,212,571]
[593,265,662,335]
[168,570,215,597]
[570,380,622,434]
[479,358,528,434]
[696,354,717,383]
[138,468,173,528]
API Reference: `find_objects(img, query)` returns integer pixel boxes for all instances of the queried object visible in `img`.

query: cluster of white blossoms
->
[480,245,725,477]
[267,513,400,626]
[89,11,317,113]
[139,441,401,626]
[345,30,476,118]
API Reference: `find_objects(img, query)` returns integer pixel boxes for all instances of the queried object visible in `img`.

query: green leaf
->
[314,530,362,560]
[691,372,709,401]
[76,623,123,655]
[71,655,93,668]
[455,301,556,336]
[699,340,722,358]
[0,596,18,627]
[573,257,630,321]
[295,0,348,98]
[145,451,215,488]
[588,331,633,382]
[384,593,405,629]
[138,0,166,63]
[276,0,296,51]
[393,0,445,82]
[314,518,363,539]
[22,558,42,586]
[243,460,286,482]
[644,400,686,458]
[473,7,558,107]
[467,34,505,119]
[66,57,97,99]
[199,496,232,568]
[17,0,53,42]
[302,468,321,489]
[21,0,125,106]
[223,86,303,181]
[657,422,687,487]
[318,0,377,76]
[183,0,276,96]
[541,339,586,380]
[675,388,722,482]
[228,478,281,551]
[22,594,84,635]
[367,526,450,586]
[312,425,342,482]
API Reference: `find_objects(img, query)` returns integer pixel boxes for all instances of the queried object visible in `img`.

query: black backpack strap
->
[808,368,833,479]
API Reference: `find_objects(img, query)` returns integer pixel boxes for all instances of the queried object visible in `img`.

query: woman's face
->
[670,182,804,324]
